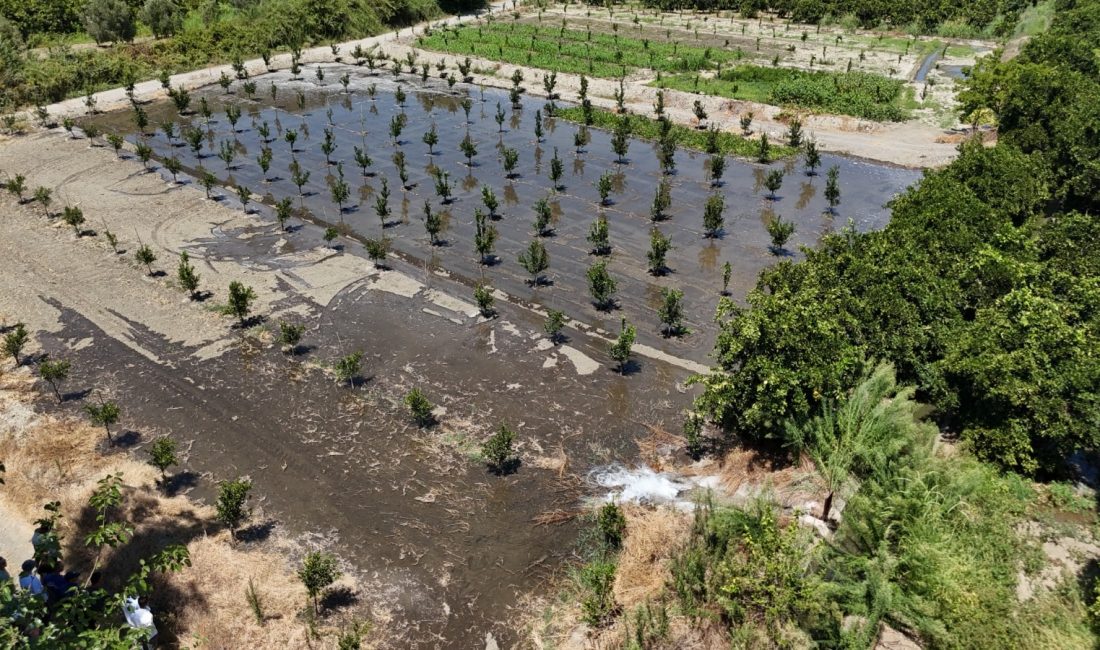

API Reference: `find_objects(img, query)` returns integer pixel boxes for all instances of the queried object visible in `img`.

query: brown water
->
[85,64,919,366]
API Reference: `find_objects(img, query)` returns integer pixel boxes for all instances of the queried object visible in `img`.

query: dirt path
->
[0,499,34,568]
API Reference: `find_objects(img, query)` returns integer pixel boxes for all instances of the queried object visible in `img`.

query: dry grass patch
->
[0,357,373,648]
[612,505,690,611]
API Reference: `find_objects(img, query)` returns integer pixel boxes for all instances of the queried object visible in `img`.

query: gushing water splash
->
[589,463,720,509]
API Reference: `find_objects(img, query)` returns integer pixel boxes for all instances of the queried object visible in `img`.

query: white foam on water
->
[589,463,719,509]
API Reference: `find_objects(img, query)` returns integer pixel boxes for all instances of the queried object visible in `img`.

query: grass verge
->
[418,22,749,78]
[554,105,795,161]
[654,66,909,121]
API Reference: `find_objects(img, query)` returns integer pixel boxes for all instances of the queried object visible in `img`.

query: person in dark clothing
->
[38,562,76,601]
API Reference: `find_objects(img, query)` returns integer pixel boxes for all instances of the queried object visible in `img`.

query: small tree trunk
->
[104,425,113,443]
[822,491,834,521]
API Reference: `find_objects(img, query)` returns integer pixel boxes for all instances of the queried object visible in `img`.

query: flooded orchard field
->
[65,61,922,646]
[85,63,920,365]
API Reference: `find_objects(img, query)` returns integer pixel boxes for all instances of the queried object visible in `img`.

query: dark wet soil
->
[31,254,690,648]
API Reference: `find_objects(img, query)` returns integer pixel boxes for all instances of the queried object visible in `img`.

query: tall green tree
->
[83,0,136,44]
[141,1,182,41]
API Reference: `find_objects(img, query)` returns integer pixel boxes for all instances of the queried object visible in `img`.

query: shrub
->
[544,309,566,343]
[578,560,618,627]
[474,283,495,318]
[404,388,434,427]
[481,425,516,474]
[82,0,136,45]
[140,0,182,39]
[596,502,626,551]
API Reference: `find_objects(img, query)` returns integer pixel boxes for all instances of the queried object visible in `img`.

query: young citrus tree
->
[481,425,517,475]
[147,437,178,485]
[299,551,340,614]
[225,282,256,325]
[404,388,435,427]
[216,477,252,541]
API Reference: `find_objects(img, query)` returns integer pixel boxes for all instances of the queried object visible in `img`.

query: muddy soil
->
[84,66,918,365]
[0,128,694,647]
[28,290,673,646]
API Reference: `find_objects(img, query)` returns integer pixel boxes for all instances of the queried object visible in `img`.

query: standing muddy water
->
[85,64,919,365]
[65,63,922,646]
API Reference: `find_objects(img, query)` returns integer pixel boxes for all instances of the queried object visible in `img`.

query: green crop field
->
[417,22,750,78]
[554,105,795,160]
[654,66,909,121]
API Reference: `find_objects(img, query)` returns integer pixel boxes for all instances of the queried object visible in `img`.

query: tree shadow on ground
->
[320,585,359,613]
[110,430,143,448]
[62,387,93,403]
[232,315,268,330]
[612,359,642,377]
[235,519,278,543]
[488,457,522,477]
[163,470,201,497]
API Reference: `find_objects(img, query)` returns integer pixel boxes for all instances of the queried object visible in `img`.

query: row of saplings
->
[2,122,672,373]
[0,236,521,479]
[60,54,840,355]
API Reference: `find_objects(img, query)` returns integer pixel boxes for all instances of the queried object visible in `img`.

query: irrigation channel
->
[85,63,920,366]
